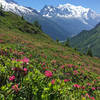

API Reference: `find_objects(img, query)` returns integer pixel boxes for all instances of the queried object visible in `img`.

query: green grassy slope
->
[0,12,42,34]
[0,12,100,100]
[70,23,100,57]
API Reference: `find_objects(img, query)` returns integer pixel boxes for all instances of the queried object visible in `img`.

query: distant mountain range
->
[70,23,100,57]
[0,0,100,40]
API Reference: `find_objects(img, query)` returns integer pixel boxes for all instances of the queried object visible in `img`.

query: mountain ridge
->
[40,3,100,37]
[70,22,100,57]
[0,0,100,40]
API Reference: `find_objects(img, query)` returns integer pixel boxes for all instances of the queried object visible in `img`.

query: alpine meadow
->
[0,0,100,100]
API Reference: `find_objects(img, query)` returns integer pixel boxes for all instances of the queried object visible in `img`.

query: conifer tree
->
[21,16,24,20]
[65,38,70,47]
[0,5,4,16]
[34,21,41,30]
[56,38,59,43]
[87,48,93,57]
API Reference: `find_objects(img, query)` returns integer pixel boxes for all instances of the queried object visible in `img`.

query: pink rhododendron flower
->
[12,58,15,61]
[45,71,53,77]
[12,84,20,92]
[60,65,64,69]
[0,39,3,43]
[67,64,73,68]
[23,68,28,72]
[81,86,85,89]
[29,54,32,57]
[85,93,90,98]
[9,75,15,81]
[41,62,45,67]
[42,62,45,66]
[43,67,46,70]
[16,59,21,62]
[93,80,96,82]
[21,57,29,64]
[53,69,56,71]
[73,84,80,88]
[18,52,24,55]
[66,73,70,75]
[73,70,78,75]
[64,79,70,82]
[87,83,91,86]
[51,79,55,84]
[92,87,95,90]
[90,97,95,100]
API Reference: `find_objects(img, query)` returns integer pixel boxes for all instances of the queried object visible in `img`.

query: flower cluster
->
[45,71,53,77]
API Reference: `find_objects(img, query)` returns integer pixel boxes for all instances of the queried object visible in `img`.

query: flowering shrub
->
[12,84,20,92]
[0,41,100,100]
[9,75,15,81]
[45,71,53,77]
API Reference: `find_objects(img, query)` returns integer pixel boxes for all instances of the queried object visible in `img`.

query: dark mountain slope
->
[70,23,100,57]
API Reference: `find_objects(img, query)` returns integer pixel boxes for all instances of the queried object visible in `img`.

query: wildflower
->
[64,79,70,82]
[41,62,45,67]
[89,97,95,100]
[73,70,78,75]
[92,87,95,90]
[29,54,32,57]
[53,69,56,71]
[60,65,64,69]
[21,57,29,64]
[9,75,15,81]
[73,84,80,88]
[23,68,28,72]
[43,67,46,70]
[51,79,55,84]
[16,59,21,62]
[66,73,70,75]
[18,52,24,55]
[87,83,91,86]
[42,62,45,66]
[85,93,90,98]
[0,39,3,43]
[45,71,53,77]
[93,80,96,82]
[67,64,73,68]
[12,84,20,92]
[81,86,85,89]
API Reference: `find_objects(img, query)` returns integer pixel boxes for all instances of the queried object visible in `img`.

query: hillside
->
[0,11,100,100]
[70,23,100,57]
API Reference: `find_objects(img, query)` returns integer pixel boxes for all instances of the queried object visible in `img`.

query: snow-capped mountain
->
[0,0,39,16]
[41,4,94,18]
[0,0,69,40]
[40,3,100,22]
[0,0,100,40]
[40,4,100,37]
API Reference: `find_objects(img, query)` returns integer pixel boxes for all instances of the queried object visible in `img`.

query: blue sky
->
[14,0,100,13]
